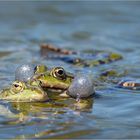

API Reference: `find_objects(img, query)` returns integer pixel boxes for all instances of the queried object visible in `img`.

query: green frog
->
[0,65,75,102]
[32,65,95,99]
[2,64,136,102]
[33,65,74,90]
[0,80,49,102]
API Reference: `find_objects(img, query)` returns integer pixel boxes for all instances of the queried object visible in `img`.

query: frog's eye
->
[51,67,66,80]
[11,81,25,93]
[34,65,48,74]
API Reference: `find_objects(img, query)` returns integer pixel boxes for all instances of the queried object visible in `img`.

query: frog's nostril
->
[39,80,43,85]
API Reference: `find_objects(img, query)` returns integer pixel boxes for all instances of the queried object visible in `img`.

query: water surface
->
[0,1,140,139]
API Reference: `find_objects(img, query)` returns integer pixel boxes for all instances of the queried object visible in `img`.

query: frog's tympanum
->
[0,81,49,102]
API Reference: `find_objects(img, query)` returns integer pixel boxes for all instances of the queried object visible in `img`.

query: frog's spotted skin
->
[65,53,122,67]
[0,81,49,102]
[33,66,74,90]
[87,53,122,67]
[118,80,140,90]
[40,44,123,67]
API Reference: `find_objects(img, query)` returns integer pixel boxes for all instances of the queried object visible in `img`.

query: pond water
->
[0,1,140,139]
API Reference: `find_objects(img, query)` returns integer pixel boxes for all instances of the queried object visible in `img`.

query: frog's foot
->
[118,80,140,90]
[73,98,94,111]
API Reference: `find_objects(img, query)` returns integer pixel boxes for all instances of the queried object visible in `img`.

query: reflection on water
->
[0,1,140,139]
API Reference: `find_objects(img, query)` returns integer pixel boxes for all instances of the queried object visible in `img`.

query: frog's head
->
[34,66,74,90]
[0,81,48,102]
[34,65,48,74]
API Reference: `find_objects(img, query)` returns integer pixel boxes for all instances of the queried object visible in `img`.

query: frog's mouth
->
[40,81,70,90]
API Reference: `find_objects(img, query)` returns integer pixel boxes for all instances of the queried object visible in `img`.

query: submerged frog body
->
[0,81,49,102]
[59,52,122,67]
[40,44,123,67]
[99,69,140,90]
